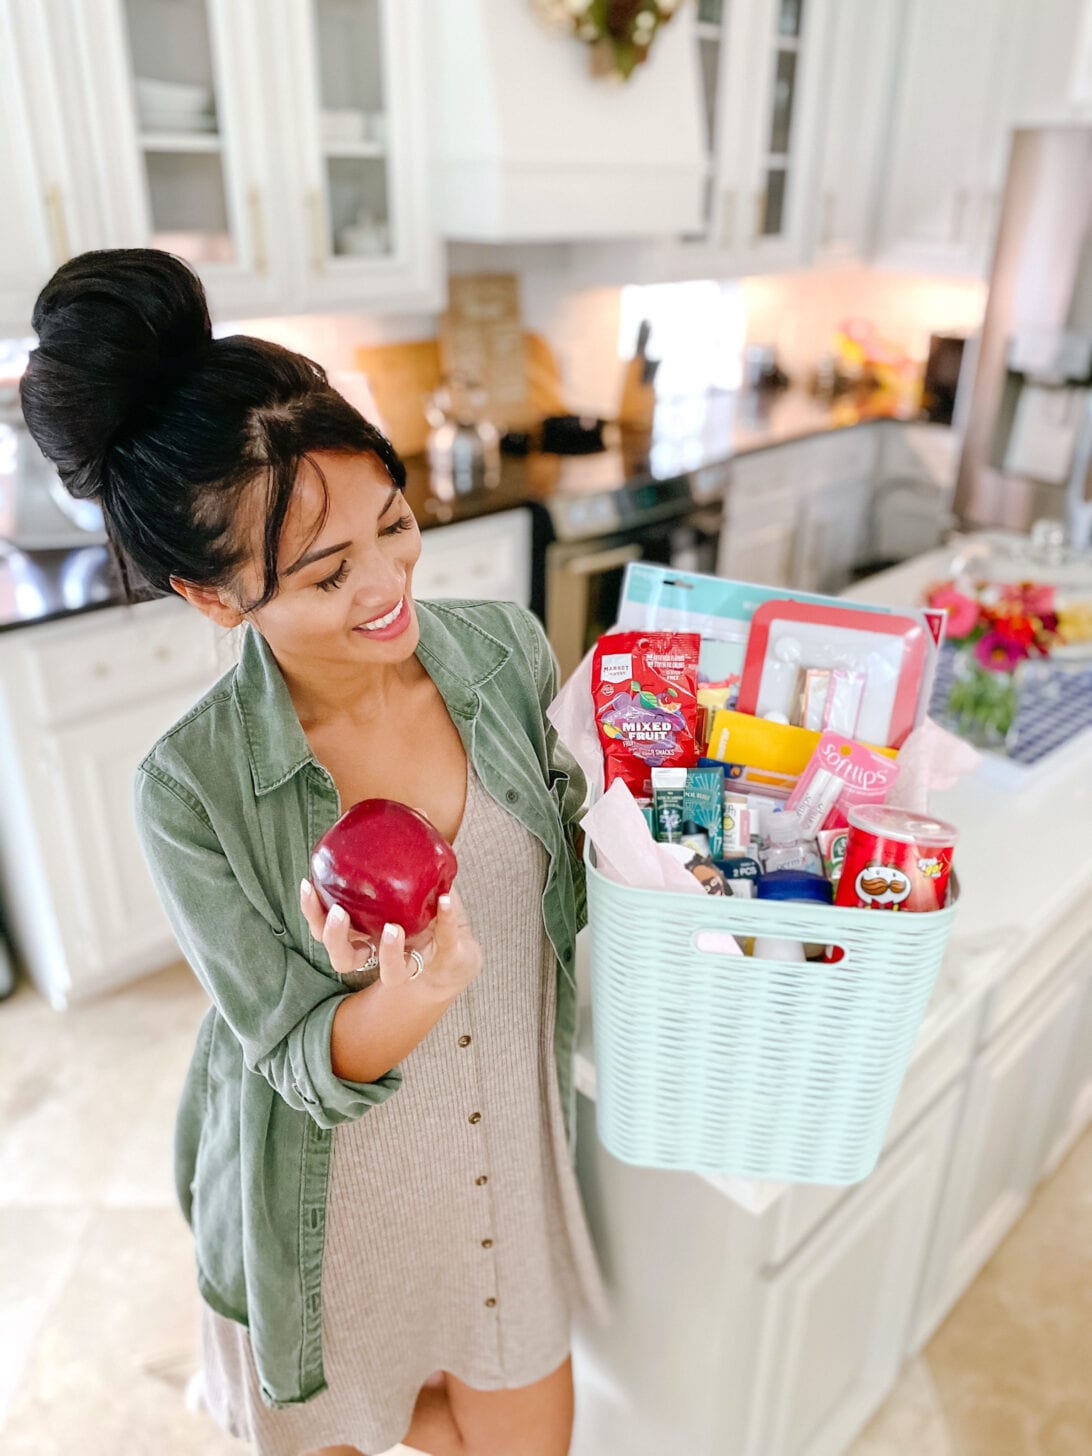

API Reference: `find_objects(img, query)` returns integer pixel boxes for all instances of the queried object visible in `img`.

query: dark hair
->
[20,248,405,610]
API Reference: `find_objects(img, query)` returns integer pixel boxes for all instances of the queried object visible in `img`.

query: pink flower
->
[975,631,1027,672]
[1021,583,1055,618]
[928,585,980,640]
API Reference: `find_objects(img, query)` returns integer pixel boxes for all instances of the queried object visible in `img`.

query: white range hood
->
[426,1,707,242]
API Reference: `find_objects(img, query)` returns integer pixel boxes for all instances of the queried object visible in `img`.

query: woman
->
[21,250,609,1456]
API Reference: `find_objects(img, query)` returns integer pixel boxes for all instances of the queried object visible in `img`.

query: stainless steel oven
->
[544,471,725,680]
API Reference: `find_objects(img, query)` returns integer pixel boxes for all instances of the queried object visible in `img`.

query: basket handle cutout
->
[692,928,848,967]
[693,930,745,957]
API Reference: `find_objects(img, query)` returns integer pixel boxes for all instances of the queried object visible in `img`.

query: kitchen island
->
[567,547,1092,1456]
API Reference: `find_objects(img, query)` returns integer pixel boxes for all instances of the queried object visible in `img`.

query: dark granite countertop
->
[0,387,922,635]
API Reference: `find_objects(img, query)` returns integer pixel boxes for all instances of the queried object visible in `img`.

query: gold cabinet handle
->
[247,187,267,274]
[753,188,767,243]
[307,189,326,274]
[45,184,71,264]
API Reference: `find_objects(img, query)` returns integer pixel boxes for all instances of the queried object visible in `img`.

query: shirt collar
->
[233,600,512,797]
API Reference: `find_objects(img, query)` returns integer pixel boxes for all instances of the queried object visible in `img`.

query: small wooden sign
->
[440,273,531,428]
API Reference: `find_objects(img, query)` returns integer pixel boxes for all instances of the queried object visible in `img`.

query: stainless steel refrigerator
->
[956,125,1092,550]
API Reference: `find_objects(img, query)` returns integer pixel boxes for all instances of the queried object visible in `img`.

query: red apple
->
[310,799,458,940]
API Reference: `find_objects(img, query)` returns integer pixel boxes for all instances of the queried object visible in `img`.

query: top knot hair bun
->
[20,248,213,501]
[15,246,406,610]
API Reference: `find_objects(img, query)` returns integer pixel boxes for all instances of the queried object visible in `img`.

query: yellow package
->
[706,709,898,779]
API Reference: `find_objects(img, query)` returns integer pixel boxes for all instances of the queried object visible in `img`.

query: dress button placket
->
[451,966,503,1351]
[455,982,499,1343]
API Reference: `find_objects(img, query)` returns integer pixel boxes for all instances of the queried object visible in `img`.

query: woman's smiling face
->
[241,449,423,669]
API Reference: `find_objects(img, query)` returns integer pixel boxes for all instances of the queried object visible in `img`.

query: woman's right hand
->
[299,880,482,1003]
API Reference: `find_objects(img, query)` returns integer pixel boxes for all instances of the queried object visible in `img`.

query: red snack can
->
[834,804,958,914]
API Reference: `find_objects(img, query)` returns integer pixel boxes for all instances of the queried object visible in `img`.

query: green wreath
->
[534,0,681,80]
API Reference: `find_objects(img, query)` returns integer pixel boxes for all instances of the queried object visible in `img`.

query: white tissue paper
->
[580,780,705,895]
[546,644,604,804]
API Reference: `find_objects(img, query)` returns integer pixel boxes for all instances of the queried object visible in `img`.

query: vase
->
[944,647,1018,750]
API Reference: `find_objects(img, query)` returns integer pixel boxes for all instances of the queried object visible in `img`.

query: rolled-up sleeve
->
[134,766,401,1128]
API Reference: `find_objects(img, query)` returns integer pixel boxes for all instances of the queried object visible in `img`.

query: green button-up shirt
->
[133,599,587,1409]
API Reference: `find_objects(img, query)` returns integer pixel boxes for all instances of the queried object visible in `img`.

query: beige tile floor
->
[0,960,1088,1456]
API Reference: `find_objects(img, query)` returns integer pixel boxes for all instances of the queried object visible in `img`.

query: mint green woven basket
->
[586,850,958,1185]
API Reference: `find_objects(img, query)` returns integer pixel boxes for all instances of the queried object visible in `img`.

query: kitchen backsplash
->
[6,244,988,425]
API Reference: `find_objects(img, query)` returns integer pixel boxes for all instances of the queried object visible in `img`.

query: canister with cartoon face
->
[834,804,958,913]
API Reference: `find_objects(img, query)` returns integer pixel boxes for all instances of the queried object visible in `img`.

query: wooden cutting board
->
[353,339,443,457]
[354,332,565,457]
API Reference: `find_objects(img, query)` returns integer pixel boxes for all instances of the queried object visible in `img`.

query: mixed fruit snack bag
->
[593,631,701,798]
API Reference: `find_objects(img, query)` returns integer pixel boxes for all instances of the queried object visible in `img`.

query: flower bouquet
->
[926,580,1061,748]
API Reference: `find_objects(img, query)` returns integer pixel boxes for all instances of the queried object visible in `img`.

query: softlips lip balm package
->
[786,732,900,837]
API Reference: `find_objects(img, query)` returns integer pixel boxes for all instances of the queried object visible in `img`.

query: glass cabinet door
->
[711,0,828,270]
[692,0,726,241]
[120,0,237,267]
[307,0,394,265]
[758,0,805,239]
[279,0,438,312]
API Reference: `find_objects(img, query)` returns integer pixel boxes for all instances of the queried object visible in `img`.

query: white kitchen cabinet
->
[571,1068,963,1456]
[269,0,440,313]
[717,438,808,585]
[711,0,834,272]
[873,0,1006,276]
[413,510,533,608]
[740,1085,961,1456]
[11,0,438,327]
[0,1,102,333]
[872,0,1089,278]
[809,0,901,264]
[1039,947,1092,1178]
[58,0,284,319]
[719,512,798,588]
[718,427,880,591]
[792,476,870,596]
[909,954,1087,1352]
[40,691,214,987]
[0,600,232,1006]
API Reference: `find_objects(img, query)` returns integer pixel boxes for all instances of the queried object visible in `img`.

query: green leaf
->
[613,39,638,76]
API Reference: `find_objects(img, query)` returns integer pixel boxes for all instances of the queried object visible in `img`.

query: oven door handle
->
[562,542,644,577]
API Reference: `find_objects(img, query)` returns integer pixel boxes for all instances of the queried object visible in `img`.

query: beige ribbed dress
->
[199,761,611,1455]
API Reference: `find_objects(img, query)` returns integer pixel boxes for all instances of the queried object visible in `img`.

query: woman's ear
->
[169,575,246,629]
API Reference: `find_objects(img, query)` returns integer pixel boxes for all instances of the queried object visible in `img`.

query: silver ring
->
[408,949,425,980]
[355,949,380,973]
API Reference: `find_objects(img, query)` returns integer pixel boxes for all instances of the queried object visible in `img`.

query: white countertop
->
[852,543,1092,988]
[574,540,1092,1213]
